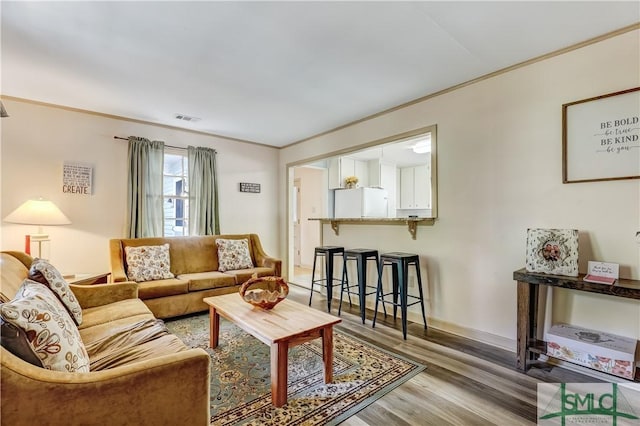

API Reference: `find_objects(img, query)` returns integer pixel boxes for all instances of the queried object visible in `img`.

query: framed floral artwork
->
[525,228,579,276]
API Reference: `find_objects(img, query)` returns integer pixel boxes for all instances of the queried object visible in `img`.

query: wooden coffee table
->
[204,293,341,407]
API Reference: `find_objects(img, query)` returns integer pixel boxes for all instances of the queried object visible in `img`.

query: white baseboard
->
[298,288,517,353]
[361,298,516,352]
[416,313,516,353]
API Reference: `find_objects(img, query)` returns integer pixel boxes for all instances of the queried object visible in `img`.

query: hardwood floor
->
[287,285,600,426]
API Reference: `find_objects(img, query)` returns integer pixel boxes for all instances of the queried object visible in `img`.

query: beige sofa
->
[109,234,281,318]
[0,251,211,426]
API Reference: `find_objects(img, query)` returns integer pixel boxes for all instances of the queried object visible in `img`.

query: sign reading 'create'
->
[63,162,93,195]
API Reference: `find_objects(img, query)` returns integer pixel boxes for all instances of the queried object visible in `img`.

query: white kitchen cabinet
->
[328,156,368,189]
[340,157,356,183]
[328,158,341,189]
[354,160,368,187]
[399,164,430,209]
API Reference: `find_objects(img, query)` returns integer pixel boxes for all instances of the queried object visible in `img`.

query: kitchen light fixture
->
[4,198,71,258]
[412,135,431,154]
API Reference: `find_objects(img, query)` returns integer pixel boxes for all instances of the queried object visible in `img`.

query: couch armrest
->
[249,234,282,277]
[260,256,282,277]
[1,347,210,426]
[70,282,138,309]
[109,239,129,282]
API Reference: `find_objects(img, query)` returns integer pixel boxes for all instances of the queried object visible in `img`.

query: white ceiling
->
[2,2,638,147]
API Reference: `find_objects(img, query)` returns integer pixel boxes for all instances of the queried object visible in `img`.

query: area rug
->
[165,313,425,426]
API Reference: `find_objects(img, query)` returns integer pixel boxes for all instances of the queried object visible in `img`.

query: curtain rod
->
[113,136,185,151]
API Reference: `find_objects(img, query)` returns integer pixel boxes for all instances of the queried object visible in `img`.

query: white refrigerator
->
[334,187,388,218]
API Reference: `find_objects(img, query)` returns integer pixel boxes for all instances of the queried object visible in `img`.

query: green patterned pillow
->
[29,258,83,325]
[124,244,175,282]
[216,238,254,272]
[0,280,90,372]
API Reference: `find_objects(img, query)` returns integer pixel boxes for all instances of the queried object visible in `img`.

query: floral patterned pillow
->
[124,244,175,282]
[29,258,83,325]
[216,238,254,272]
[1,317,44,367]
[0,280,90,372]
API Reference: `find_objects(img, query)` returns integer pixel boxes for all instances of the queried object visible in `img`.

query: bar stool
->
[338,248,385,324]
[309,246,344,312]
[372,252,427,339]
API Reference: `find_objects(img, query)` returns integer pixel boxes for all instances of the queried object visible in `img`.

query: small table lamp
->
[4,198,71,258]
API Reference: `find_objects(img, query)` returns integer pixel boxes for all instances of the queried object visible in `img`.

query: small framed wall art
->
[239,182,261,193]
[562,87,640,183]
[525,228,579,277]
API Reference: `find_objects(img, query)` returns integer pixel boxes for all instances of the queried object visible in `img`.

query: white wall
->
[279,30,640,348]
[1,99,281,275]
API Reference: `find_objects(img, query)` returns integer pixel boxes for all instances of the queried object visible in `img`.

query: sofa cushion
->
[163,236,219,275]
[216,238,253,272]
[138,278,189,300]
[177,271,237,291]
[0,279,90,372]
[84,318,187,370]
[125,244,175,282]
[79,298,154,330]
[28,258,83,325]
[222,267,275,284]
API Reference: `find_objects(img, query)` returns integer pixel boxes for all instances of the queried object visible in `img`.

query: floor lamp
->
[4,198,71,259]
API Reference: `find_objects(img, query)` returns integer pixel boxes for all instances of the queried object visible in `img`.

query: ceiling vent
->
[174,114,201,123]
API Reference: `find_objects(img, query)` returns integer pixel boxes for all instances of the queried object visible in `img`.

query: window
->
[163,150,189,236]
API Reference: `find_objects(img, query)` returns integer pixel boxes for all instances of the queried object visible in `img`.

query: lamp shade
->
[4,199,71,226]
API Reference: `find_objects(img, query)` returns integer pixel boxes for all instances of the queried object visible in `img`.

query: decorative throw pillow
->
[216,238,254,272]
[124,243,174,282]
[0,317,44,367]
[0,280,90,372]
[29,258,83,325]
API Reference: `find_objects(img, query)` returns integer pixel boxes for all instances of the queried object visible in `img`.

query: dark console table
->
[513,268,640,373]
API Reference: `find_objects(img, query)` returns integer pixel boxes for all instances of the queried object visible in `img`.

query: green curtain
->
[127,137,164,238]
[188,146,220,235]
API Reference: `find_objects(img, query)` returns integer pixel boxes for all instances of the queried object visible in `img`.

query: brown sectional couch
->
[109,234,281,318]
[0,251,211,426]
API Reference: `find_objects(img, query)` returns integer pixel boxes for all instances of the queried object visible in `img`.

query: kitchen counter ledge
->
[308,217,435,239]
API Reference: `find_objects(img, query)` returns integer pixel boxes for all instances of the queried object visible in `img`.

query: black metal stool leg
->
[414,260,428,330]
[339,257,350,315]
[375,256,387,317]
[357,255,367,324]
[391,263,399,320]
[373,264,383,328]
[309,251,319,306]
[345,259,353,307]
[326,252,334,312]
[400,261,409,340]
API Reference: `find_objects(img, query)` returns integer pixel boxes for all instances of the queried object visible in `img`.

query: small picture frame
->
[525,228,579,277]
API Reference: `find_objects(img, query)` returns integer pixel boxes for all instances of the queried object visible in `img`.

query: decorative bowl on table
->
[239,274,289,310]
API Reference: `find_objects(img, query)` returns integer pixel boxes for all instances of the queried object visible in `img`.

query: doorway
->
[289,166,326,287]
[293,178,301,267]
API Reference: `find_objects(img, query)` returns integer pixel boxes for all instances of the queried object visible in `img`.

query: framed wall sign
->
[562,87,640,183]
[239,182,261,193]
[63,161,93,195]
